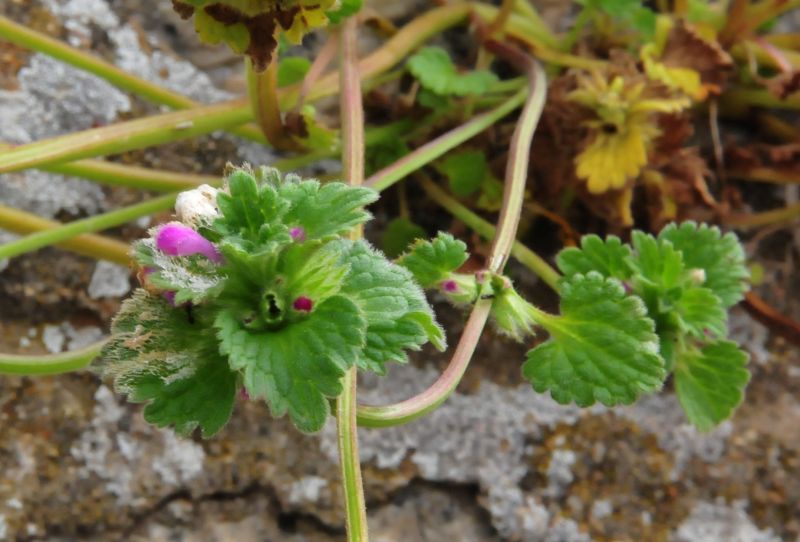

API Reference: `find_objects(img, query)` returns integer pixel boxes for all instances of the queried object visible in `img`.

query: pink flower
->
[156,222,222,263]
[290,227,306,242]
[293,296,313,312]
[441,279,458,293]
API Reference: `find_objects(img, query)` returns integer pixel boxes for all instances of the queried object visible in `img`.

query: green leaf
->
[489,277,537,341]
[214,168,291,251]
[396,232,469,288]
[278,56,311,87]
[134,239,223,305]
[630,231,684,292]
[675,287,727,339]
[659,222,749,308]
[98,289,236,437]
[556,234,632,280]
[382,217,426,258]
[417,88,451,111]
[366,139,411,176]
[340,240,445,373]
[523,272,665,407]
[215,295,367,433]
[290,105,340,152]
[439,150,488,197]
[280,179,379,240]
[327,0,362,24]
[407,46,498,97]
[579,0,656,37]
[674,340,750,431]
[476,176,504,211]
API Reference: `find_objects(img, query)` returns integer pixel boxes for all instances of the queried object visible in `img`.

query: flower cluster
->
[99,166,443,435]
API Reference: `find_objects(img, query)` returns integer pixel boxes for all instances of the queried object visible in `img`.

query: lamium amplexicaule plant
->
[6,0,791,539]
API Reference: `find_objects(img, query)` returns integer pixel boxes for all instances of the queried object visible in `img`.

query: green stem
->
[721,88,800,111]
[357,49,549,428]
[0,99,252,174]
[0,15,265,144]
[0,142,218,191]
[365,88,528,192]
[421,179,560,291]
[279,3,472,108]
[0,339,105,375]
[725,202,800,228]
[0,194,176,261]
[246,58,298,150]
[336,17,369,542]
[0,204,131,264]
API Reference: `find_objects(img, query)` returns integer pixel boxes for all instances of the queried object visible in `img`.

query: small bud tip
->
[293,296,313,312]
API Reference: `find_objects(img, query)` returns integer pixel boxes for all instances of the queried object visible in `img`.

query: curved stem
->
[0,194,176,262]
[356,299,493,427]
[357,51,548,428]
[0,15,265,144]
[0,339,105,375]
[336,17,369,542]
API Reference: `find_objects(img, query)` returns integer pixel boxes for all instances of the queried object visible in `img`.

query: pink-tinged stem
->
[335,16,369,542]
[357,46,547,427]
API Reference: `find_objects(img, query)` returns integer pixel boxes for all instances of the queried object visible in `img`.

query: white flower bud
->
[689,268,706,285]
[175,184,219,228]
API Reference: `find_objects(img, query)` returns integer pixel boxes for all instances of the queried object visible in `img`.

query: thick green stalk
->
[246,58,297,149]
[365,88,528,191]
[0,99,252,174]
[336,17,369,542]
[0,205,130,264]
[357,52,548,428]
[0,15,265,144]
[0,340,105,375]
[0,194,176,261]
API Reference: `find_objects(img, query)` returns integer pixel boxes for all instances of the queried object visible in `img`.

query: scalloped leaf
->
[523,272,666,407]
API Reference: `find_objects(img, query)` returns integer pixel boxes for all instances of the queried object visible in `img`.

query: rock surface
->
[1,1,799,541]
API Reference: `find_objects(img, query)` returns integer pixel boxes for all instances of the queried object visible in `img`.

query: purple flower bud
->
[293,296,313,312]
[290,227,306,242]
[239,388,250,401]
[156,222,222,263]
[441,279,459,293]
[622,281,633,295]
[162,291,177,306]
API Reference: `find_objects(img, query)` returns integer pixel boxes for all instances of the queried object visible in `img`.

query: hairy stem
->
[0,340,106,375]
[0,15,265,144]
[336,17,369,542]
[357,51,548,428]
[0,100,252,174]
[0,205,130,264]
[0,194,176,261]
